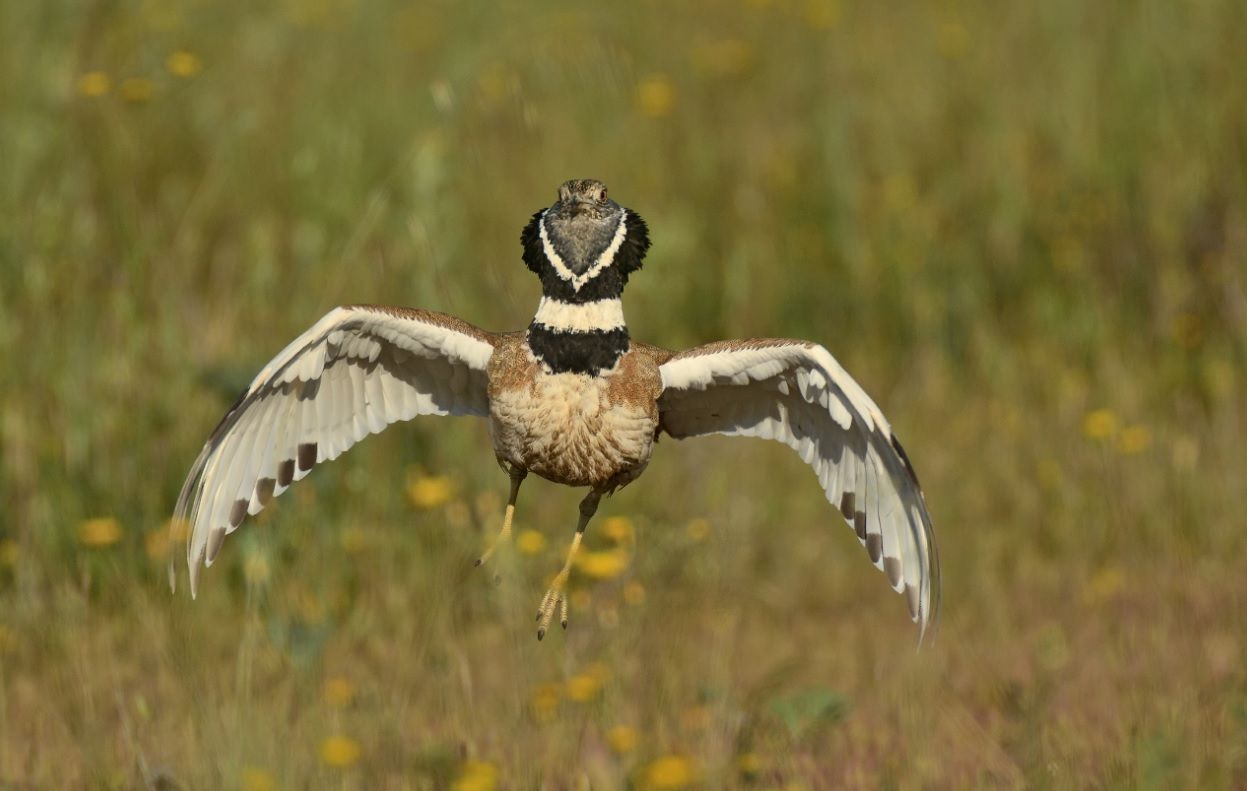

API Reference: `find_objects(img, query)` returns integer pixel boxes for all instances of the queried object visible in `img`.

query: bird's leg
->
[475,465,527,570]
[537,489,602,640]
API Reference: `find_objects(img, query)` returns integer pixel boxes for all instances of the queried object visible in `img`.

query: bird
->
[172,178,940,641]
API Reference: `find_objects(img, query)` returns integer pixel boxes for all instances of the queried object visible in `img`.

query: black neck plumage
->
[526,322,630,375]
[519,209,650,303]
[519,207,650,375]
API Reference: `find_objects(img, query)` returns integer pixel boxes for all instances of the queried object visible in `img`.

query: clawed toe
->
[475,542,504,570]
[532,490,600,642]
[536,583,569,640]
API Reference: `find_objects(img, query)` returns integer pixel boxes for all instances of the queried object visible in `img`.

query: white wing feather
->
[658,340,939,639]
[172,305,496,596]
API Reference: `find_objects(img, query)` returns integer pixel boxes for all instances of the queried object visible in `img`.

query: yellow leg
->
[537,490,601,640]
[475,467,526,569]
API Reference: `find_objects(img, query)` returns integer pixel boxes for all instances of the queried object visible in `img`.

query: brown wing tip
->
[865,533,882,563]
[884,556,903,588]
[206,526,227,564]
[229,499,248,528]
[256,477,276,507]
[297,442,317,472]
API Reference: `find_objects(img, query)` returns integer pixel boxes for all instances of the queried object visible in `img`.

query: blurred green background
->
[2,0,1245,787]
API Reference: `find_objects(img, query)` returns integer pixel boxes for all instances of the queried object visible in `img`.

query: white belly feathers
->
[489,369,656,487]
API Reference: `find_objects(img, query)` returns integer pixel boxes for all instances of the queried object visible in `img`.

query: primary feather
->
[657,339,940,640]
[171,305,496,596]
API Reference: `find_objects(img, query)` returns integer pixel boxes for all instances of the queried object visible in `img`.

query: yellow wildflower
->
[77,71,111,97]
[882,173,917,211]
[241,767,275,791]
[566,673,603,703]
[407,471,453,509]
[635,74,676,118]
[338,525,368,553]
[602,516,635,544]
[530,682,561,723]
[477,65,516,103]
[1117,425,1151,455]
[516,529,546,555]
[166,50,203,78]
[623,581,646,605]
[319,735,361,768]
[803,0,840,30]
[935,21,969,59]
[119,77,154,103]
[576,549,629,580]
[1082,567,1125,605]
[685,518,710,541]
[78,518,122,548]
[292,587,325,624]
[452,760,498,791]
[1082,409,1117,441]
[736,751,765,776]
[606,724,638,754]
[323,676,355,707]
[0,539,16,567]
[639,755,699,790]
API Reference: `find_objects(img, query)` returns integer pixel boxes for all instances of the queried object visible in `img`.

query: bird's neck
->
[526,292,630,375]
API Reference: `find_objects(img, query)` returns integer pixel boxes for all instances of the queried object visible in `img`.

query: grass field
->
[2,0,1246,787]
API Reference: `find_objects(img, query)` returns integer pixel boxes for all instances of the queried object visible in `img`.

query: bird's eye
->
[597,188,607,203]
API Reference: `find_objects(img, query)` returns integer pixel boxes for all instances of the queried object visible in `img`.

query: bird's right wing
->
[657,339,939,639]
[172,305,497,596]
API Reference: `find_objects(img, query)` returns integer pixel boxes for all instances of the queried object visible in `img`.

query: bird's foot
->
[536,569,571,640]
[535,498,593,641]
[474,501,517,576]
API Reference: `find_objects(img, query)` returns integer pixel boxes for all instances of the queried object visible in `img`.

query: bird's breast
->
[486,339,661,487]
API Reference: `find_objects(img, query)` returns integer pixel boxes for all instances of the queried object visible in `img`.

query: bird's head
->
[521,179,650,301]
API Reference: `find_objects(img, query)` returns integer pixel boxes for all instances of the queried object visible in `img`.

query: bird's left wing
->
[172,305,497,596]
[657,339,939,639]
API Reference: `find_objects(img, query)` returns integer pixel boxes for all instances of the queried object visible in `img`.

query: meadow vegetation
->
[1,0,1245,787]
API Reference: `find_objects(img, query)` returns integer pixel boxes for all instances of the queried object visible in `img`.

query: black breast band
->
[526,324,630,375]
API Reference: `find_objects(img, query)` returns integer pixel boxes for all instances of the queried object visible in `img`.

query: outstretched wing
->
[657,339,939,639]
[172,305,497,596]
